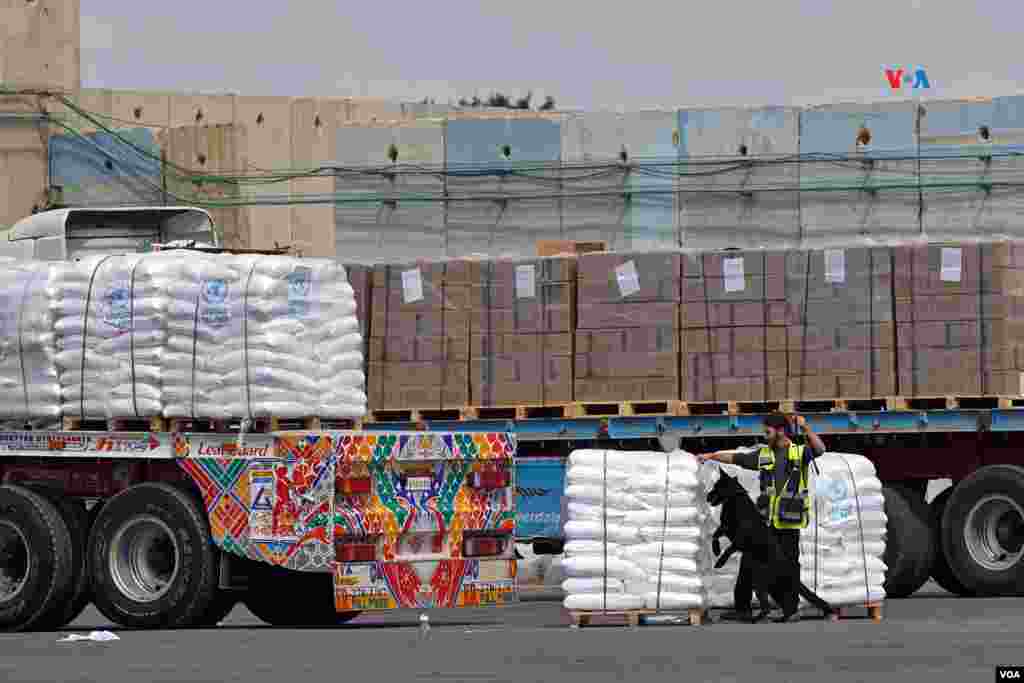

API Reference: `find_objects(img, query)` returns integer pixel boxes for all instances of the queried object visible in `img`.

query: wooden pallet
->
[826,602,883,623]
[462,404,579,420]
[61,415,330,434]
[886,396,1020,411]
[573,401,685,418]
[567,607,706,628]
[368,408,467,423]
[62,416,169,432]
[679,401,787,416]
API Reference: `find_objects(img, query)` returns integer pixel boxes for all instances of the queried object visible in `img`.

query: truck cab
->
[0,206,217,260]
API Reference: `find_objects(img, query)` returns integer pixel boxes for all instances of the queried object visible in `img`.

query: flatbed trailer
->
[492,406,1024,598]
[0,427,517,632]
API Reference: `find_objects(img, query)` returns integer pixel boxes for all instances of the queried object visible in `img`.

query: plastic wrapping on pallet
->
[702,453,888,609]
[562,449,709,613]
[0,258,60,424]
[43,252,367,420]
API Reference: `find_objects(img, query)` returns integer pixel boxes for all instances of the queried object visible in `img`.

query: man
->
[696,413,826,623]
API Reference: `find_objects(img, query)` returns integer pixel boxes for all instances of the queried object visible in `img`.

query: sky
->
[80,0,1023,111]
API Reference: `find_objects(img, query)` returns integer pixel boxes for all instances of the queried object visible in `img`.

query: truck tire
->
[22,489,94,629]
[941,465,1024,596]
[882,484,935,598]
[929,488,973,596]
[245,563,359,627]
[88,483,218,628]
[0,485,74,632]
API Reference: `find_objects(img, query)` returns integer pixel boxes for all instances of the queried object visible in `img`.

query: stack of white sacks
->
[44,252,367,420]
[703,453,887,610]
[561,449,710,612]
[0,259,61,426]
[52,254,168,418]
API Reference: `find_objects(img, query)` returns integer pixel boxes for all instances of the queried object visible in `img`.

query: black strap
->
[128,255,144,417]
[16,266,41,419]
[602,449,608,613]
[190,278,201,419]
[655,451,671,611]
[836,453,871,605]
[243,260,259,420]
[80,256,115,418]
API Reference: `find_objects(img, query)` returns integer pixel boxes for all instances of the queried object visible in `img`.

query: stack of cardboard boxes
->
[468,257,575,408]
[895,242,1024,397]
[366,261,470,411]
[574,252,681,403]
[786,247,895,400]
[360,240,1024,415]
[681,251,787,402]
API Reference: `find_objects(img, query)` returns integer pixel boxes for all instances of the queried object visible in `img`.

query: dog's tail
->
[797,582,833,615]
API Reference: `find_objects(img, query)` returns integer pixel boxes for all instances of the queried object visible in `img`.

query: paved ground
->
[0,584,1018,683]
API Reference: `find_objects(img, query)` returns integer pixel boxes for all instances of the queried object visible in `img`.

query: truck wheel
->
[942,465,1024,596]
[929,488,973,596]
[88,483,217,628]
[882,484,935,598]
[245,564,359,626]
[27,492,93,629]
[0,485,74,632]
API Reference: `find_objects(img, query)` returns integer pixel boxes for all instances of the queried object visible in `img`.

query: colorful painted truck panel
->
[178,431,517,611]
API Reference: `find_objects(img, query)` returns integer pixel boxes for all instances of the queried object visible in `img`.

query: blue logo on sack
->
[103,286,131,331]
[201,278,230,326]
[202,279,228,304]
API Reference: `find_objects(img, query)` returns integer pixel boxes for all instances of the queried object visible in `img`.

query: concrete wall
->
[0,0,80,229]
[46,91,431,255]
[44,94,1024,261]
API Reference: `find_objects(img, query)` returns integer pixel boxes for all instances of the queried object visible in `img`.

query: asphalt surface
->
[0,582,1018,683]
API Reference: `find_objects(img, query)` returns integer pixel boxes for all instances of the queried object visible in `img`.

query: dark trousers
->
[733,528,800,611]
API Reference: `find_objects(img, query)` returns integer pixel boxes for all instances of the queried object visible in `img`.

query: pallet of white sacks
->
[567,607,707,628]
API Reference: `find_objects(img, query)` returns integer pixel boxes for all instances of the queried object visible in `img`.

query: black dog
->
[707,469,833,623]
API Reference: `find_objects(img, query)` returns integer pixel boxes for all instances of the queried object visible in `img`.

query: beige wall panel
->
[168,94,236,128]
[110,90,172,129]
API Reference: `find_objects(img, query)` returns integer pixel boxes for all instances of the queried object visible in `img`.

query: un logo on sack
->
[202,279,228,304]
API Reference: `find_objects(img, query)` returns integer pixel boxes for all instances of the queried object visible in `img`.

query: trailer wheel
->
[245,563,359,627]
[942,465,1024,596]
[882,484,935,598]
[88,483,217,628]
[929,488,973,596]
[0,485,74,632]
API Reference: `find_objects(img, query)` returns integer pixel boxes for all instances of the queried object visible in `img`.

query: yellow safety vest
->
[757,444,811,530]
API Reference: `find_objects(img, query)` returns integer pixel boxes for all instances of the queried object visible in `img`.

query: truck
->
[0,206,220,260]
[0,207,517,632]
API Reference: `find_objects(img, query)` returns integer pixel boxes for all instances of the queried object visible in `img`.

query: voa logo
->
[885,66,930,91]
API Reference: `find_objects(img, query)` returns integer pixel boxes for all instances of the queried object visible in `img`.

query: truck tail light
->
[339,477,372,495]
[471,470,509,490]
[336,535,377,562]
[462,533,509,558]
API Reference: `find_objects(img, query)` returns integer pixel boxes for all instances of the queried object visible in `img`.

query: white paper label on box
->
[401,268,424,303]
[723,257,745,293]
[515,264,536,299]
[941,247,963,282]
[825,249,846,284]
[615,260,641,297]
